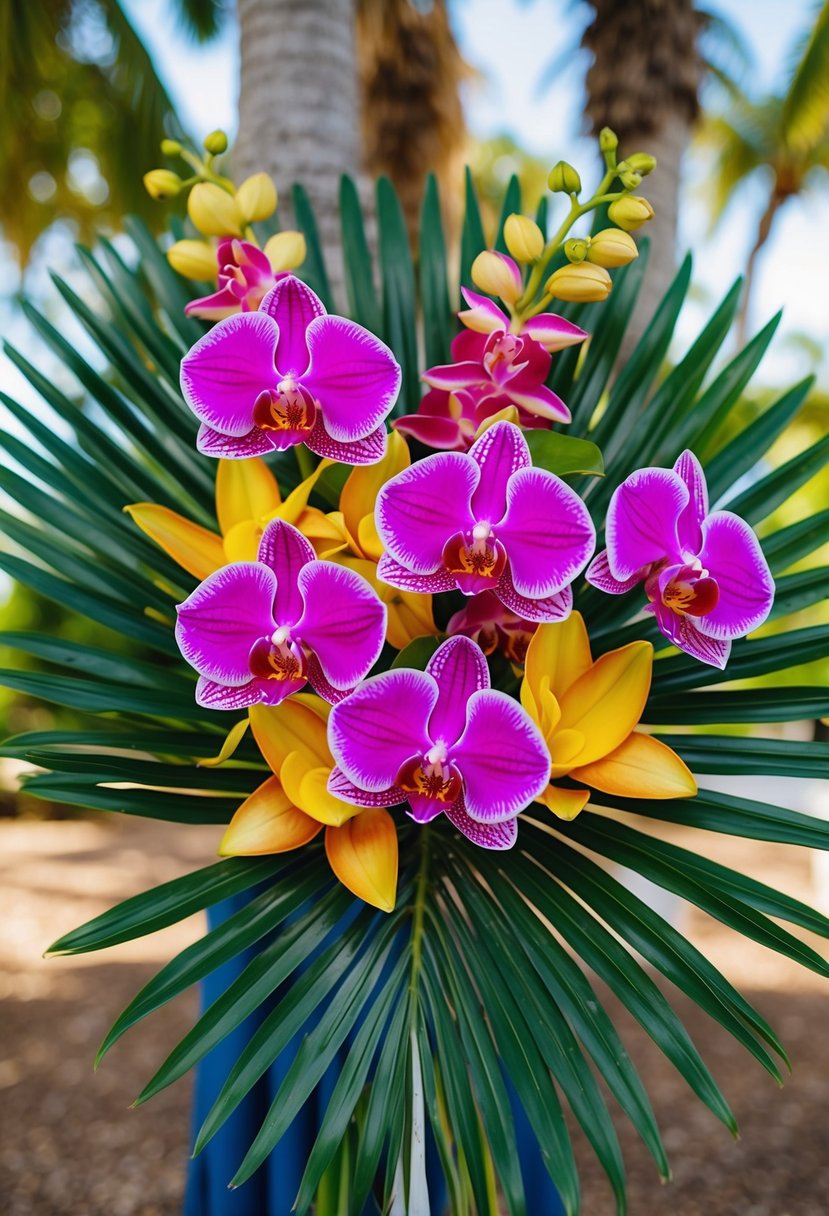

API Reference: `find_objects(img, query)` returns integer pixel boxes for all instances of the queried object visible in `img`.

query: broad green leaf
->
[525,429,604,477]
[339,174,382,333]
[419,172,454,367]
[291,183,333,309]
[377,175,419,414]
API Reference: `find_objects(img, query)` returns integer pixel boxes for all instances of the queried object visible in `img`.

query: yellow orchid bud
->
[625,152,657,177]
[470,250,522,304]
[143,169,183,200]
[563,237,590,264]
[548,160,582,195]
[166,239,218,281]
[187,182,243,236]
[203,129,229,155]
[264,230,307,272]
[235,173,278,223]
[545,262,612,303]
[607,195,655,231]
[599,127,618,154]
[618,167,643,191]
[587,228,639,268]
[503,214,545,263]
[160,138,182,157]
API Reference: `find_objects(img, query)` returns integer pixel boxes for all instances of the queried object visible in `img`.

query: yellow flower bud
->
[618,167,643,191]
[235,173,278,224]
[587,228,639,268]
[564,238,589,264]
[187,182,243,236]
[264,230,307,272]
[470,250,522,304]
[625,152,657,177]
[545,262,612,303]
[599,127,618,154]
[143,169,183,200]
[503,214,545,263]
[607,195,655,231]
[160,138,182,157]
[548,160,582,195]
[203,129,229,155]
[166,239,218,281]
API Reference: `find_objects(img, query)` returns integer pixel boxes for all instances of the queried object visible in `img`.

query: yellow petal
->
[199,718,250,768]
[249,699,331,773]
[124,503,225,579]
[219,777,322,855]
[325,810,398,912]
[523,613,592,706]
[216,458,281,536]
[549,727,585,777]
[297,507,349,556]
[356,512,384,562]
[279,752,360,826]
[340,431,410,543]
[572,731,698,799]
[473,404,520,439]
[535,783,590,820]
[234,172,277,224]
[166,239,217,282]
[267,459,333,526]
[264,230,306,272]
[557,641,654,768]
[222,519,263,563]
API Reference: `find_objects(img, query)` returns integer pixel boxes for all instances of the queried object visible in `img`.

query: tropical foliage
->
[2,154,829,1216]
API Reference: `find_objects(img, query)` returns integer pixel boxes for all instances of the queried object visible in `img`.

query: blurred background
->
[1,1,828,1213]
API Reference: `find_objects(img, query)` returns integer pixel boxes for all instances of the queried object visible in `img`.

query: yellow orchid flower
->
[125,457,335,579]
[521,612,696,820]
[219,697,398,913]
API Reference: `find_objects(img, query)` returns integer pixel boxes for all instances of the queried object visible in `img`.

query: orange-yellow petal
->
[268,459,332,527]
[219,777,322,855]
[216,457,281,536]
[337,554,438,648]
[557,640,653,768]
[572,731,697,799]
[534,783,590,820]
[549,727,586,778]
[249,698,331,773]
[279,752,360,826]
[339,431,410,544]
[199,718,250,768]
[325,809,398,912]
[124,503,225,579]
[523,613,593,707]
[356,512,384,562]
[222,518,263,563]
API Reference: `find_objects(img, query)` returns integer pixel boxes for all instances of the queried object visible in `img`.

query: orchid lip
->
[248,633,307,682]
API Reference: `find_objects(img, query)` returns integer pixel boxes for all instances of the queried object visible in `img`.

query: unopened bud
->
[547,160,582,195]
[587,228,638,268]
[607,195,655,231]
[625,152,657,177]
[618,168,642,191]
[203,129,229,155]
[563,238,589,264]
[187,181,243,236]
[599,127,618,154]
[143,169,183,200]
[264,230,307,272]
[503,214,545,262]
[235,173,277,223]
[160,139,182,157]
[470,250,522,304]
[166,239,218,281]
[545,262,612,303]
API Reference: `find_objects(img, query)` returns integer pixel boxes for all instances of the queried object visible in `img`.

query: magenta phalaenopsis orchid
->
[326,635,550,849]
[586,451,774,668]
[185,238,284,320]
[175,519,386,708]
[180,275,401,463]
[394,277,587,449]
[376,420,596,622]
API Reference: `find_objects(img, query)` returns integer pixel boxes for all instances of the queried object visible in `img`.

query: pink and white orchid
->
[185,238,286,320]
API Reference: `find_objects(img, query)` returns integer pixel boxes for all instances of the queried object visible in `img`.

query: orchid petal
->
[337,554,439,648]
[585,549,644,595]
[328,669,437,791]
[176,563,276,684]
[505,382,571,424]
[534,784,590,820]
[425,636,490,749]
[497,573,573,623]
[184,286,244,321]
[376,451,478,574]
[377,554,458,594]
[454,689,549,822]
[260,276,325,375]
[181,311,278,437]
[422,361,485,391]
[340,430,410,545]
[197,423,275,459]
[296,561,386,688]
[524,612,593,709]
[467,420,531,524]
[325,810,398,912]
[305,418,387,465]
[445,797,518,850]
[556,641,653,768]
[219,777,322,855]
[124,503,225,580]
[651,600,732,668]
[605,467,687,581]
[673,450,709,553]
[521,313,589,353]
[406,794,446,824]
[327,767,403,808]
[279,752,360,826]
[195,676,265,710]
[572,731,697,799]
[306,652,356,704]
[394,412,467,451]
[696,511,774,639]
[257,519,315,627]
[303,315,401,441]
[216,458,281,535]
[498,467,595,598]
[249,697,331,773]
[458,287,510,334]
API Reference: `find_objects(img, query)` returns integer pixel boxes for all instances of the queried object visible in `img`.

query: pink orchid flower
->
[586,451,774,668]
[376,420,595,622]
[446,590,536,666]
[180,276,401,464]
[185,239,284,320]
[326,635,550,849]
[175,519,386,709]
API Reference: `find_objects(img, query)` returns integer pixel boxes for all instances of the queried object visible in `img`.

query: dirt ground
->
[1,814,828,1216]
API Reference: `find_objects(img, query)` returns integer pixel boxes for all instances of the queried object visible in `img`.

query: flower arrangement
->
[2,124,828,1214]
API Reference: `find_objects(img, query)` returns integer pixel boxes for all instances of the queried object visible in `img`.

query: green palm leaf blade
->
[291,183,333,309]
[419,172,454,368]
[780,0,829,152]
[659,734,829,780]
[123,215,206,347]
[726,432,829,524]
[376,175,420,415]
[339,174,382,334]
[762,509,829,573]
[645,685,829,724]
[493,173,522,253]
[768,567,829,619]
[459,165,487,290]
[652,625,829,691]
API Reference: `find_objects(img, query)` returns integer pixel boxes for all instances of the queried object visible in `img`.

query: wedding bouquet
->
[3,125,828,1214]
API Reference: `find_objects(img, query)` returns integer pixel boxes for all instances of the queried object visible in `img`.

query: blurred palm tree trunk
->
[582,0,702,347]
[235,0,362,298]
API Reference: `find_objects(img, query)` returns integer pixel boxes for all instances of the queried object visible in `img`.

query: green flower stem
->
[409,826,431,1005]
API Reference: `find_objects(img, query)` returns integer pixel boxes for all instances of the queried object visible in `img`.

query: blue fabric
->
[184,893,561,1215]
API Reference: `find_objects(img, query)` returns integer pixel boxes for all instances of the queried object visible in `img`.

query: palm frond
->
[781,0,829,153]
